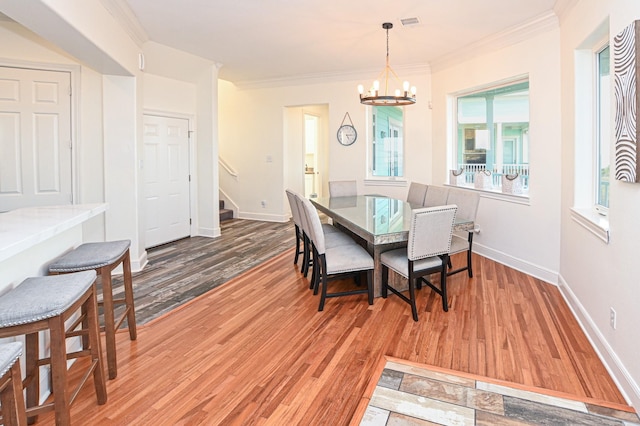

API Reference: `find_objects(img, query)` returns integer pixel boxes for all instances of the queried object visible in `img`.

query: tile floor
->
[360,360,640,426]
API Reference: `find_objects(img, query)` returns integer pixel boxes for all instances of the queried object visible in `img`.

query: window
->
[452,79,530,192]
[571,24,610,243]
[369,106,404,178]
[596,45,610,210]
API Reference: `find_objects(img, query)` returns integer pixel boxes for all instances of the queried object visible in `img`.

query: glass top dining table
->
[310,195,473,246]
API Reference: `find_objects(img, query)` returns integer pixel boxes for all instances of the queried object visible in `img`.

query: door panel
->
[0,67,72,211]
[143,115,190,248]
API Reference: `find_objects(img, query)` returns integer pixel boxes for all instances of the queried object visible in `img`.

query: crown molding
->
[430,11,559,73]
[233,63,431,91]
[99,0,148,47]
[553,0,580,24]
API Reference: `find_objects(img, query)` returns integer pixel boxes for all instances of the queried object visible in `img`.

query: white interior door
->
[143,114,191,248]
[0,66,72,211]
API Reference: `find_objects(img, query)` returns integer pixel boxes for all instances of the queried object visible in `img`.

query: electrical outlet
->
[261,200,266,208]
[609,307,617,330]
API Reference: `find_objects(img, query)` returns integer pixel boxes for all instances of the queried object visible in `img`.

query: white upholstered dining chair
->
[297,195,374,311]
[328,180,357,197]
[380,205,457,321]
[422,185,450,207]
[406,182,428,205]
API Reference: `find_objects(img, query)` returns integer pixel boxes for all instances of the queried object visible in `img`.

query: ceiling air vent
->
[400,17,420,27]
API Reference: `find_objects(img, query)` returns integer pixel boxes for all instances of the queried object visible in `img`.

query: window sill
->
[570,207,610,243]
[443,184,530,205]
[364,178,407,187]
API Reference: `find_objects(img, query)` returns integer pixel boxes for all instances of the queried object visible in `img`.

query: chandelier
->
[358,22,416,106]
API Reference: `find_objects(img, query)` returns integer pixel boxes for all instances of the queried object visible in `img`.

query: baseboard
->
[238,211,289,222]
[557,274,640,409]
[131,250,148,273]
[198,226,221,238]
[473,242,558,285]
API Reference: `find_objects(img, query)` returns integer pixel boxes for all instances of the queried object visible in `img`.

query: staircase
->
[219,200,233,222]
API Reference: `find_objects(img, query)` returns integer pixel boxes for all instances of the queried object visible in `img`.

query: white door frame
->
[143,109,197,239]
[1,59,80,203]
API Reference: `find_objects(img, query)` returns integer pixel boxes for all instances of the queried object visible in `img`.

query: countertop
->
[0,204,107,263]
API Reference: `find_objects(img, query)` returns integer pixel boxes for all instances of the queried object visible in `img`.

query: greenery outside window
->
[453,79,530,192]
[369,106,404,178]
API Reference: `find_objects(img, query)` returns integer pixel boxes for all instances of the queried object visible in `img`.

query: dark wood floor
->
[39,221,628,425]
[119,219,294,324]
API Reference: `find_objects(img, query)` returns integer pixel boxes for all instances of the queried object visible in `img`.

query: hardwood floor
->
[39,227,627,425]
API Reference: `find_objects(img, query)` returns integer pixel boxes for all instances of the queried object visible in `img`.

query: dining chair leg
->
[294,226,301,265]
[311,251,319,292]
[408,278,418,322]
[318,257,328,311]
[301,235,309,274]
[441,259,449,312]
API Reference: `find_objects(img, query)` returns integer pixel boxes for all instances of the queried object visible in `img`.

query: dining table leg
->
[370,241,407,297]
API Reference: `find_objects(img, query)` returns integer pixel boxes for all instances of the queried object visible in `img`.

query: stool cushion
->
[49,240,131,272]
[0,341,22,377]
[0,271,96,328]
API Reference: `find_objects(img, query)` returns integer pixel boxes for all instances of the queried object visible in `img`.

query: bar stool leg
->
[100,266,118,380]
[24,333,38,424]
[49,315,71,425]
[123,252,137,341]
[86,286,107,404]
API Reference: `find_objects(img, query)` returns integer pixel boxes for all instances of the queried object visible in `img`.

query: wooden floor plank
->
[38,233,628,425]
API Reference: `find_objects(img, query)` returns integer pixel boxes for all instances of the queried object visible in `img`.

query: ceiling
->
[125,1,562,84]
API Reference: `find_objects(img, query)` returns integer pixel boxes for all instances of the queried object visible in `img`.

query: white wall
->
[143,73,197,114]
[559,0,640,408]
[431,28,562,284]
[218,70,432,221]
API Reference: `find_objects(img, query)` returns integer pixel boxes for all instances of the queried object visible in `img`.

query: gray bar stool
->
[0,271,107,425]
[49,240,137,380]
[0,342,27,426]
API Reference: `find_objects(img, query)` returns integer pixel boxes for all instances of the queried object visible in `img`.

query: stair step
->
[219,200,225,209]
[220,208,233,222]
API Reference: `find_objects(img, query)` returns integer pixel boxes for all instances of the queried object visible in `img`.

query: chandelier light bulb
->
[395,89,401,97]
[373,80,380,91]
[411,86,417,95]
[403,81,410,92]
[358,84,364,94]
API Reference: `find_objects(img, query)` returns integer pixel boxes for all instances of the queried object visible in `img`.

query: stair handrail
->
[219,157,238,178]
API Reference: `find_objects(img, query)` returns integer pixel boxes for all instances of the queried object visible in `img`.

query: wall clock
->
[337,112,357,146]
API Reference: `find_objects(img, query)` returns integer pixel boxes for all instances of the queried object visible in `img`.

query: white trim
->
[431,12,559,72]
[198,226,220,238]
[557,274,640,408]
[364,179,407,187]
[98,0,148,46]
[131,250,148,273]
[444,184,530,205]
[473,242,558,285]
[238,212,289,223]
[570,207,610,243]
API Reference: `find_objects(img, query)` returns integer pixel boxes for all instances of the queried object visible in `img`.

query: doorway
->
[142,114,192,248]
[283,104,328,200]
